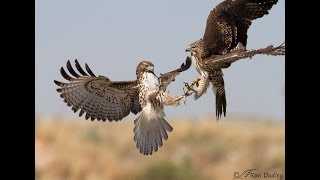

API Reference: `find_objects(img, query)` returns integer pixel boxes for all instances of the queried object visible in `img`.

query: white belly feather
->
[142,72,159,91]
[140,72,164,119]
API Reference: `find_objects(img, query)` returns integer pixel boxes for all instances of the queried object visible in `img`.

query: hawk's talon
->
[182,87,194,96]
[183,95,187,105]
[183,82,196,93]
[179,86,194,105]
[175,94,187,105]
[174,95,184,102]
[191,78,201,87]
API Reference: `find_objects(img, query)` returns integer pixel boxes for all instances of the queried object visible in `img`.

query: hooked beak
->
[185,47,191,52]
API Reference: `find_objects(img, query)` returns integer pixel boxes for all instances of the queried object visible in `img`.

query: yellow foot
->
[180,86,194,104]
[191,78,201,87]
[183,82,196,93]
[178,94,188,105]
[173,95,184,105]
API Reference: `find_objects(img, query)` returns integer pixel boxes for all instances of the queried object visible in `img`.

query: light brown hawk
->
[54,58,191,155]
[184,0,285,120]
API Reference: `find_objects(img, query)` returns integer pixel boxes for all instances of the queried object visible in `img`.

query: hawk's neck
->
[191,53,206,76]
[139,72,159,91]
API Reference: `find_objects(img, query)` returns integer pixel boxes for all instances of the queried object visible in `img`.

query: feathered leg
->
[133,104,173,155]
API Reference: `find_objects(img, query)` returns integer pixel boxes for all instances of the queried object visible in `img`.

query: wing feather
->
[54,60,141,121]
[75,59,89,76]
[60,67,74,81]
[203,0,278,54]
[85,63,96,77]
[66,60,80,78]
[203,43,285,68]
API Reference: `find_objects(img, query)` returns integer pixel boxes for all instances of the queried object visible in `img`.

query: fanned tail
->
[133,107,173,155]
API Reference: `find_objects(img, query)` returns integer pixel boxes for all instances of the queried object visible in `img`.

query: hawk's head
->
[185,39,207,57]
[136,61,154,76]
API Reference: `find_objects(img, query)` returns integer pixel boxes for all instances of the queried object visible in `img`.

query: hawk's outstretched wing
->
[159,56,192,90]
[54,60,141,121]
[203,0,278,55]
[203,44,285,69]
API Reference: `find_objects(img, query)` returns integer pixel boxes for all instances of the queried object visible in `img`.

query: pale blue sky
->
[35,0,285,120]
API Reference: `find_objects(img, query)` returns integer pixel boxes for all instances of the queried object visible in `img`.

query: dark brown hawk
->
[184,0,285,120]
[54,58,191,155]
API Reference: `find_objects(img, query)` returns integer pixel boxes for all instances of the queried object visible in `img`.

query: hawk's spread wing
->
[203,44,285,68]
[54,60,141,121]
[203,0,278,55]
[159,56,192,90]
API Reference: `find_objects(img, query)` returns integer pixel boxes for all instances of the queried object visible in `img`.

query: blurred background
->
[35,0,285,179]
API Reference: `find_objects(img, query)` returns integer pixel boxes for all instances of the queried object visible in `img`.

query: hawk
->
[54,58,191,155]
[184,0,285,120]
